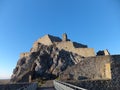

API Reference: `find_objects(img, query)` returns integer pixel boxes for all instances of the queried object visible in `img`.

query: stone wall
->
[63,55,120,90]
[60,56,111,80]
[56,41,74,51]
[37,35,53,45]
[0,83,30,90]
[67,80,119,90]
[110,55,120,85]
[73,42,87,48]
[97,49,110,56]
[56,41,95,57]
[74,48,95,57]
[20,52,30,58]
[31,34,95,57]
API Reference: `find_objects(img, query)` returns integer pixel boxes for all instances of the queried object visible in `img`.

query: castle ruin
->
[22,33,96,57]
[19,33,112,80]
[12,33,120,89]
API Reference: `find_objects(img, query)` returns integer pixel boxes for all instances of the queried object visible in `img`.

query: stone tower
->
[62,33,68,41]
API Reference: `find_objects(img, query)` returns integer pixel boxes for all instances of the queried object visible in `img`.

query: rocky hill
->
[10,33,111,84]
[10,34,85,83]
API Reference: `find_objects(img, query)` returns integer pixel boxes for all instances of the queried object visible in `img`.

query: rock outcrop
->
[11,43,83,83]
[11,34,113,84]
[11,33,96,83]
[10,34,120,90]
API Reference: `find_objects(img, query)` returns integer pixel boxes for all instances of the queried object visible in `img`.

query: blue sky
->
[0,0,120,79]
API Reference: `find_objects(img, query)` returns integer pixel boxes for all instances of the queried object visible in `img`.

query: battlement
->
[32,34,94,57]
[56,41,95,57]
[97,49,110,56]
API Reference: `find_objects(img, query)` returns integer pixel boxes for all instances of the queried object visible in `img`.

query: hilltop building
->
[25,33,96,57]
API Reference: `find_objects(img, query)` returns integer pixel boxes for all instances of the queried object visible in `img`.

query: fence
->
[53,80,87,90]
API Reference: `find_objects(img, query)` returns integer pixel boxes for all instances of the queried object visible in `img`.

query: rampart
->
[56,41,95,57]
[60,55,111,80]
[37,35,53,45]
[30,34,95,57]
[61,55,120,90]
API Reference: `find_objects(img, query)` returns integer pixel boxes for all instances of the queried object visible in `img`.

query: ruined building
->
[11,34,120,90]
[21,33,95,58]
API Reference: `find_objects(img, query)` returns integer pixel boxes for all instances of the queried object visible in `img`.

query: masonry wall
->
[20,52,30,58]
[110,55,120,85]
[0,83,30,90]
[37,35,52,45]
[63,55,120,90]
[74,48,95,57]
[56,41,95,57]
[56,41,74,50]
[60,56,111,80]
[67,80,118,90]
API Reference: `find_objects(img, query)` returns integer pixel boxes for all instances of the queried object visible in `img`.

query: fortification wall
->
[62,55,120,90]
[56,41,95,57]
[56,41,74,51]
[32,41,39,48]
[31,35,95,57]
[110,55,120,85]
[37,35,52,45]
[97,49,110,56]
[67,80,117,90]
[60,56,111,80]
[74,48,95,57]
[20,52,30,58]
[31,35,53,52]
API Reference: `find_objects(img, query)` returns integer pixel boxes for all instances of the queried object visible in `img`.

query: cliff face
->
[11,43,83,82]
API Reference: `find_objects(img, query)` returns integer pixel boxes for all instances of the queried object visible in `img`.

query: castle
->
[21,33,106,58]
[20,33,111,79]
[12,34,120,89]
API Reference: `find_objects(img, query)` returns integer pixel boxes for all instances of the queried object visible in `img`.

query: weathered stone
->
[17,57,26,66]
[13,66,19,74]
[60,56,111,80]
[11,33,120,90]
[31,34,94,57]
[97,49,110,56]
[11,42,83,83]
[62,33,68,41]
